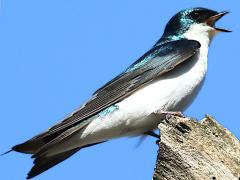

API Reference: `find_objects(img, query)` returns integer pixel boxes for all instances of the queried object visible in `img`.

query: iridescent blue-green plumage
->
[156,7,218,46]
[126,7,217,71]
[99,105,119,117]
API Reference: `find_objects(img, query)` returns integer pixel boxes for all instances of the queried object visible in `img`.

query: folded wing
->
[13,39,200,154]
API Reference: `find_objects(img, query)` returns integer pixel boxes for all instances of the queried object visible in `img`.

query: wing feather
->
[45,39,200,134]
[14,39,201,153]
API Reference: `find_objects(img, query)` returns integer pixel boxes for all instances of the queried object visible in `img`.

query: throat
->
[182,24,213,71]
[182,23,215,47]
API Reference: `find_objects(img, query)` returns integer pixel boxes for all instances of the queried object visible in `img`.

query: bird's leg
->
[154,110,185,120]
[144,131,161,145]
[144,131,159,139]
[165,111,185,121]
[144,112,185,145]
[163,111,185,118]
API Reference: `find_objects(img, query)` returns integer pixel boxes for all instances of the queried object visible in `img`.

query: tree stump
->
[153,115,240,180]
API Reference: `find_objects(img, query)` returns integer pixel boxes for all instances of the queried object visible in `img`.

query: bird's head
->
[160,7,230,43]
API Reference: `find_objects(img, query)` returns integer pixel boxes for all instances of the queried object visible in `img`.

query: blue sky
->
[0,1,239,180]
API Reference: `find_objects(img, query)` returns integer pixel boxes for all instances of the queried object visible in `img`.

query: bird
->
[9,7,230,179]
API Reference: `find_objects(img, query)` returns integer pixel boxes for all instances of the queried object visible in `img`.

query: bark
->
[153,114,240,180]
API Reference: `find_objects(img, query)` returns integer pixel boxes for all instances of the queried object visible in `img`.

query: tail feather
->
[11,118,104,178]
[27,142,105,179]
[12,127,73,154]
[12,120,91,155]
[27,147,81,179]
[1,149,13,156]
[12,139,45,154]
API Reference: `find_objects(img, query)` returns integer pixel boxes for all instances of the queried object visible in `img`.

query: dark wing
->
[13,39,200,179]
[13,39,200,154]
[47,39,200,132]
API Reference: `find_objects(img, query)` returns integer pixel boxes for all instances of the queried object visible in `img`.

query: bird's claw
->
[144,131,159,139]
[163,111,185,121]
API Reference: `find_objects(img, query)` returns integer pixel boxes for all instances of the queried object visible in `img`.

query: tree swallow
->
[10,7,230,179]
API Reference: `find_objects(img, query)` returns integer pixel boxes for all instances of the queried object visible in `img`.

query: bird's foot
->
[144,131,159,139]
[154,110,185,118]
[157,111,185,121]
[169,112,184,121]
[166,111,185,118]
[144,131,161,145]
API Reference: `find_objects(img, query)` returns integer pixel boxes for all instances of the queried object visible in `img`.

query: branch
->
[153,115,240,180]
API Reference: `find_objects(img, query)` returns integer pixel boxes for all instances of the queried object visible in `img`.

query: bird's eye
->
[191,12,200,19]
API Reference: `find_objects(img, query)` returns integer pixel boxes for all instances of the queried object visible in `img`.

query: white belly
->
[48,23,214,155]
[118,50,207,127]
[76,48,208,145]
[48,52,208,156]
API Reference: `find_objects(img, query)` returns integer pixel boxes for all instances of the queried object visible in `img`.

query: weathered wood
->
[153,115,240,180]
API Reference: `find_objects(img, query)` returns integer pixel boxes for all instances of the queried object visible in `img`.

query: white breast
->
[81,24,214,140]
[118,23,213,116]
[71,43,208,150]
[51,24,216,154]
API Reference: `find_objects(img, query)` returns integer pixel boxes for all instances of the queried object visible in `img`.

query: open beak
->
[205,11,231,32]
